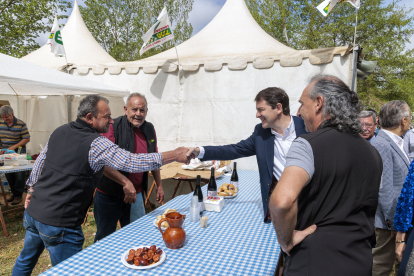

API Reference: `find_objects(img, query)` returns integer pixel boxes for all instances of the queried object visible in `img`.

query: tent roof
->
[75,0,350,76]
[21,0,116,70]
[0,53,128,96]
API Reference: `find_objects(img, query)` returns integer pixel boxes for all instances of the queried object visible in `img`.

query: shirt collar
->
[271,116,295,138]
[382,129,404,147]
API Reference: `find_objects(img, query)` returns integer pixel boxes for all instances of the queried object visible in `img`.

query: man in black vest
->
[12,95,190,276]
[269,75,382,275]
[94,93,163,242]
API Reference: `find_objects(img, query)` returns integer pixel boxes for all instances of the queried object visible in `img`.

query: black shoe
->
[7,194,14,202]
[11,197,22,205]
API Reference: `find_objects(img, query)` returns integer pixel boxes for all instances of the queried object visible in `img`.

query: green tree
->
[79,0,193,62]
[0,0,72,58]
[245,0,414,110]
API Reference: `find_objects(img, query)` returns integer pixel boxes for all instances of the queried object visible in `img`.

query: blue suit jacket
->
[202,116,308,222]
[372,129,410,230]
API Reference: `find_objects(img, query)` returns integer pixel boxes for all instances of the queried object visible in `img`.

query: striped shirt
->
[27,136,163,187]
[0,117,30,148]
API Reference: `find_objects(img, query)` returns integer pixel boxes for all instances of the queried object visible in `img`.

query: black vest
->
[26,119,104,227]
[97,116,156,198]
[284,126,382,276]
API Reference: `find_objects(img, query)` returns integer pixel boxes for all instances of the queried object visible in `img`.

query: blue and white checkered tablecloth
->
[41,170,280,276]
[0,164,33,174]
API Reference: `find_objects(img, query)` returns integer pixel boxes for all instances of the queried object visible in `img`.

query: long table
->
[41,170,280,275]
[0,164,34,174]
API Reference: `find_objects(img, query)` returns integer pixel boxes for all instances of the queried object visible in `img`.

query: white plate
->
[0,166,14,170]
[154,219,185,230]
[224,193,238,199]
[120,245,166,270]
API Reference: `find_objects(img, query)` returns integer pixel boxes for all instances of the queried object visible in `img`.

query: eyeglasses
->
[361,123,375,129]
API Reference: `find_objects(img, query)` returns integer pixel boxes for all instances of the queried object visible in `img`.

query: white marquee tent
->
[22,0,355,170]
[21,0,116,70]
[0,53,129,154]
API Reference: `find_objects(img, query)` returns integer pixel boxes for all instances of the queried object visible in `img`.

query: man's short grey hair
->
[379,100,410,129]
[358,110,376,124]
[0,105,13,116]
[127,93,147,107]
[308,74,362,133]
[77,95,109,118]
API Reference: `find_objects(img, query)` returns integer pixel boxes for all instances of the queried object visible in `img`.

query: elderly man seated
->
[0,105,31,205]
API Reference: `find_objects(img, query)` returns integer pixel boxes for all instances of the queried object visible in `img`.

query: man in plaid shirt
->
[12,95,189,276]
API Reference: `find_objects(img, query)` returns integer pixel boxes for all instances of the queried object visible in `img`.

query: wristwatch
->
[27,190,34,195]
[396,240,406,243]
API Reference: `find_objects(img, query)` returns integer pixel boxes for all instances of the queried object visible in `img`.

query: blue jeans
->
[94,191,131,242]
[12,212,84,276]
[130,192,146,222]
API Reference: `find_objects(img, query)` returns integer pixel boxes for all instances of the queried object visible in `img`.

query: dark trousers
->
[5,171,25,197]
[93,191,130,242]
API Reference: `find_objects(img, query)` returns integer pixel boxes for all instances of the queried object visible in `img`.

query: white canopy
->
[0,53,128,154]
[75,0,349,75]
[0,53,128,97]
[21,0,116,69]
[73,0,353,172]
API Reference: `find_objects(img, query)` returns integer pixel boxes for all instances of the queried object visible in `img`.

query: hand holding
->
[174,147,192,163]
[186,147,200,159]
[123,181,137,204]
[282,224,317,256]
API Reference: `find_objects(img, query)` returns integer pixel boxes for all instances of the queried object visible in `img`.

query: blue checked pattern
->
[41,170,280,276]
[27,137,163,187]
[0,164,33,174]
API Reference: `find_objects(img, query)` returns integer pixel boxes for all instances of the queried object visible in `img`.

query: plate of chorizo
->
[121,245,166,270]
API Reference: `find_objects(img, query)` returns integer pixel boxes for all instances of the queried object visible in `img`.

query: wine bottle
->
[231,162,239,188]
[193,175,204,216]
[207,167,217,197]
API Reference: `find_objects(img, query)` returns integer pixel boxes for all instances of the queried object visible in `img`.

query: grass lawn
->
[0,204,98,276]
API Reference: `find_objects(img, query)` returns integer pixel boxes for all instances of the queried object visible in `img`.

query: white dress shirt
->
[271,117,296,180]
[382,129,409,161]
[198,117,296,181]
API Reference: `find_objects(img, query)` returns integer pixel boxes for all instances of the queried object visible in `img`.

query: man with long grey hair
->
[358,110,377,142]
[268,75,382,275]
[371,100,411,276]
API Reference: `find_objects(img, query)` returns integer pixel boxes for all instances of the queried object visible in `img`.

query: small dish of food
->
[121,245,166,270]
[217,183,238,198]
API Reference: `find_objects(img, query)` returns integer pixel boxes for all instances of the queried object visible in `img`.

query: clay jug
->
[158,212,186,249]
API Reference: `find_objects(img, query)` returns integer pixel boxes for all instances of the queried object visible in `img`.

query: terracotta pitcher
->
[158,212,186,249]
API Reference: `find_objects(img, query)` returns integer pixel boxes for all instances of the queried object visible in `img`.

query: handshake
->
[167,147,201,164]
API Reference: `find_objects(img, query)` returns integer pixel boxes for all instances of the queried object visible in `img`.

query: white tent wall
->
[72,54,351,171]
[0,94,126,154]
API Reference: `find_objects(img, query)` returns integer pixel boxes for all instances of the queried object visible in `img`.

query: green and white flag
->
[47,17,66,57]
[317,0,360,17]
[140,7,174,56]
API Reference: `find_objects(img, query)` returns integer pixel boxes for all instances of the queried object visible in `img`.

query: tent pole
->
[67,95,71,123]
[351,6,359,92]
[7,83,20,118]
[351,45,359,92]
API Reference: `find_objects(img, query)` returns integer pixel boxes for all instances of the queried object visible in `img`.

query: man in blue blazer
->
[371,100,411,276]
[187,87,308,223]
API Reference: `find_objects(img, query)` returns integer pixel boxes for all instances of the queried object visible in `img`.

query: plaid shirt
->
[27,136,163,187]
